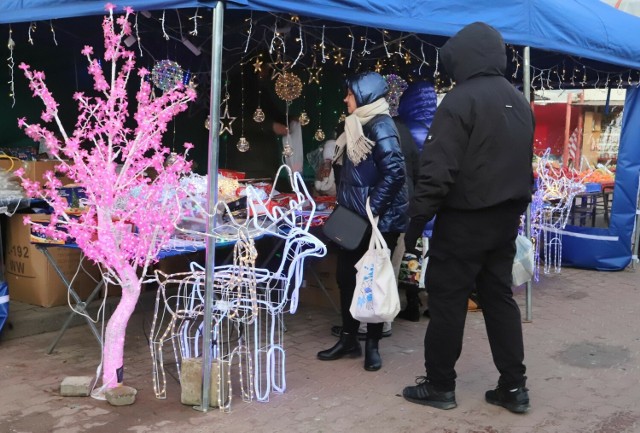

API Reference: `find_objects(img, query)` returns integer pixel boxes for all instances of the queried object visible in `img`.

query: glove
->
[404,216,428,256]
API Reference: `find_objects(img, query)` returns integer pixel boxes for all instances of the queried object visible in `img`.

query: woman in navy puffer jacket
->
[317,71,408,372]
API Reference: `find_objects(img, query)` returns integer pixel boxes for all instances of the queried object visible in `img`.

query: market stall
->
[2,0,640,409]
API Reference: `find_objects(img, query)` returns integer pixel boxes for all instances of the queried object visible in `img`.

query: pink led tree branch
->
[16,4,196,392]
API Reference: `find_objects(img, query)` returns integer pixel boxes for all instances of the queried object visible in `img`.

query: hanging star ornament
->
[219,103,236,136]
[333,49,345,66]
[374,60,384,73]
[252,57,263,74]
[308,65,322,85]
[269,54,291,81]
[404,51,412,65]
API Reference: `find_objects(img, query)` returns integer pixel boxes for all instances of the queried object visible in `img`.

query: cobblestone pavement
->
[0,265,639,433]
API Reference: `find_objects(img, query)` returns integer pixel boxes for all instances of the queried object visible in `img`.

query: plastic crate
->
[584,182,602,193]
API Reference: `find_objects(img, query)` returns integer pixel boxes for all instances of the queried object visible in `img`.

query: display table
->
[38,240,207,354]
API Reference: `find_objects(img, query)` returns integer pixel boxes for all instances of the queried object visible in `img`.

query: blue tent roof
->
[2,0,640,69]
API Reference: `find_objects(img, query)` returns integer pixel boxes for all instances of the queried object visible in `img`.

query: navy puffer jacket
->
[337,72,409,233]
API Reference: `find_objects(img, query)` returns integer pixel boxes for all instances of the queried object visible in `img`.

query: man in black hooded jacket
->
[402,22,534,414]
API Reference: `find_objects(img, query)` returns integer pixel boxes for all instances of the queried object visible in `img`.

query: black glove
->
[404,216,428,256]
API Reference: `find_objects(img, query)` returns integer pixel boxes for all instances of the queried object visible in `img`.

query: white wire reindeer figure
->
[149,227,259,410]
[150,165,326,408]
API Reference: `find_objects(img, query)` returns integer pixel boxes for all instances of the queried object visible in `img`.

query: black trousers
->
[336,232,399,340]
[424,202,527,391]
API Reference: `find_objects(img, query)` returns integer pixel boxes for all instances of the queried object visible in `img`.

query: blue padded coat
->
[337,72,409,233]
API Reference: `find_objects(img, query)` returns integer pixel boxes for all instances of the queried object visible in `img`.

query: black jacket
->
[409,22,534,221]
[337,72,409,233]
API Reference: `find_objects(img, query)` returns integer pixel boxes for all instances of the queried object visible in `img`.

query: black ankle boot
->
[398,288,421,322]
[364,338,382,371]
[317,332,362,360]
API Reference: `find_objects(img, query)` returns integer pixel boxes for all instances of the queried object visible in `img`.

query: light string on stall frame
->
[243,12,253,54]
[512,51,640,90]
[28,22,36,45]
[7,26,15,107]
[160,10,170,40]
[16,9,640,109]
[188,8,201,36]
[134,12,143,57]
[49,21,58,46]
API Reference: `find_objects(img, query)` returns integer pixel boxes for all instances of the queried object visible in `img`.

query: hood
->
[398,81,437,126]
[346,71,388,107]
[441,22,507,84]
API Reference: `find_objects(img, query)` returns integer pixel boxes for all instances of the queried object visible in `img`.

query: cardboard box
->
[0,159,72,185]
[301,249,341,310]
[4,214,102,307]
[155,250,206,275]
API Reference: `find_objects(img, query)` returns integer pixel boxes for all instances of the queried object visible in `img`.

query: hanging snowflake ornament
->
[151,60,184,91]
[275,72,303,102]
[237,136,250,152]
[299,111,310,126]
[253,108,265,123]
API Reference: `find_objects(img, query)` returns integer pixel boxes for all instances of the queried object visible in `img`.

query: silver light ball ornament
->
[237,136,250,152]
[253,108,265,123]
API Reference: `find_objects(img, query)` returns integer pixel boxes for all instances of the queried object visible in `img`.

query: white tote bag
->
[350,198,401,323]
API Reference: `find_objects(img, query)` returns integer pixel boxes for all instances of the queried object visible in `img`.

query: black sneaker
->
[485,386,530,414]
[330,325,392,340]
[402,377,457,410]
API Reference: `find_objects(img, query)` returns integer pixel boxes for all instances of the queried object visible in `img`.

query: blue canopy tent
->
[2,0,640,406]
[3,0,640,69]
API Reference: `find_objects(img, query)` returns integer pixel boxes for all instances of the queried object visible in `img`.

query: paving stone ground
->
[0,265,638,433]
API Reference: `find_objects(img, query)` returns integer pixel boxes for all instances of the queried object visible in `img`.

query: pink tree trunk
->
[102,266,141,388]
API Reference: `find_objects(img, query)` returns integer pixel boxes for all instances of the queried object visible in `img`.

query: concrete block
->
[180,358,228,407]
[60,376,93,397]
[105,385,137,406]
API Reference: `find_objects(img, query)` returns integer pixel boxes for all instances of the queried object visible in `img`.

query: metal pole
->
[523,46,533,322]
[197,0,224,412]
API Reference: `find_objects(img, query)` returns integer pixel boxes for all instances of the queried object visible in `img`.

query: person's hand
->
[405,216,428,256]
[272,122,289,136]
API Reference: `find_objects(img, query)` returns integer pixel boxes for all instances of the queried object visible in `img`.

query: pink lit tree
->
[16,4,196,392]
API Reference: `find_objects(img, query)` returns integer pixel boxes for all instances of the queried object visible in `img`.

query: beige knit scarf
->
[333,98,390,166]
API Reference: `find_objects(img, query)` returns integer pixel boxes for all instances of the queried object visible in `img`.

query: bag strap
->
[365,197,388,251]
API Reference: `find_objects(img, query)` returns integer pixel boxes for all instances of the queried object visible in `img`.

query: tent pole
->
[198,0,224,412]
[523,46,533,322]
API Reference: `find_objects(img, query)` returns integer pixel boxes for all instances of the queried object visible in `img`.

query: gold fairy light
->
[237,63,250,152]
[275,72,303,102]
[253,89,265,123]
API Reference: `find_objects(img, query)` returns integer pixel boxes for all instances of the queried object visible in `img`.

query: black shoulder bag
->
[322,204,371,250]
